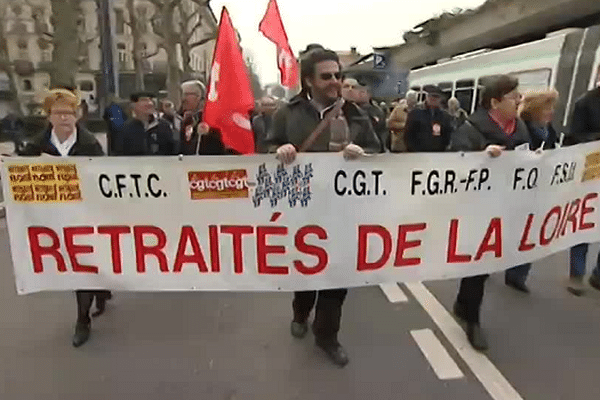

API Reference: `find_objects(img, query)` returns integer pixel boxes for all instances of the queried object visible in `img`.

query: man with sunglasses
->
[267,46,380,367]
[405,84,454,153]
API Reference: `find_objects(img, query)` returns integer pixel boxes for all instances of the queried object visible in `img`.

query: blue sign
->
[373,53,387,69]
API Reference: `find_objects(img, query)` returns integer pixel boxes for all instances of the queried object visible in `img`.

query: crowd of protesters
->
[2,42,600,367]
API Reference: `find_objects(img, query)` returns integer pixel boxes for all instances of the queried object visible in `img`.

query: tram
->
[409,24,600,132]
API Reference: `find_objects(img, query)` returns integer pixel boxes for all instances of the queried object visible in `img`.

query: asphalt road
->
[0,212,599,400]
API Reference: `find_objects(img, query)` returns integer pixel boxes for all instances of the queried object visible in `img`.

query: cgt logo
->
[188,169,249,200]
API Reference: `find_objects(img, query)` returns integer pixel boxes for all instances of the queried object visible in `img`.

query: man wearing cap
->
[18,88,110,347]
[179,80,226,155]
[116,92,175,156]
[404,84,454,152]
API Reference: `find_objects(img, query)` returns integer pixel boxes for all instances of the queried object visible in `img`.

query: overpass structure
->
[382,0,600,69]
[344,0,600,99]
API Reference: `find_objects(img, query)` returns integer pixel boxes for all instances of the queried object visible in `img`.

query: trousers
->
[456,274,489,324]
[292,289,348,344]
[570,243,600,278]
[505,263,532,284]
[76,290,112,325]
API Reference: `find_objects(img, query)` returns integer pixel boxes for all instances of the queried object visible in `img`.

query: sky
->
[210,0,487,85]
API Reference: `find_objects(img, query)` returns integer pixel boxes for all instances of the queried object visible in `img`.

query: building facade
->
[0,0,217,117]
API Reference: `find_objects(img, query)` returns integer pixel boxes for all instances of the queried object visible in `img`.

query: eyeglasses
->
[51,111,76,117]
[319,72,342,81]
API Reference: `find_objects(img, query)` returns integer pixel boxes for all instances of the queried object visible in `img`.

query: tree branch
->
[188,19,204,38]
[188,34,216,49]
[143,49,161,59]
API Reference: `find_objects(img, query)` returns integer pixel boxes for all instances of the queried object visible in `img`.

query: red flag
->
[259,0,299,88]
[204,8,255,155]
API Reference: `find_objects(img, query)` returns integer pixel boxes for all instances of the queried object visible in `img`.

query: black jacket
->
[567,88,600,145]
[449,108,530,152]
[179,110,228,155]
[405,106,454,152]
[116,115,175,156]
[267,94,381,153]
[524,120,558,150]
[251,113,272,154]
[18,125,104,157]
[362,101,388,153]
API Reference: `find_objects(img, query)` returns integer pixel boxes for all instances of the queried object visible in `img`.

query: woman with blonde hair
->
[504,89,560,293]
[18,87,110,348]
[519,89,559,150]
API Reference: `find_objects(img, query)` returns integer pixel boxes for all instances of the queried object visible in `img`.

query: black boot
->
[72,322,91,348]
[453,301,468,321]
[316,340,349,367]
[466,323,488,351]
[505,278,530,294]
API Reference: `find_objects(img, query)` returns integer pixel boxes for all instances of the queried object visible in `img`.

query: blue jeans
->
[569,243,600,278]
[505,263,531,285]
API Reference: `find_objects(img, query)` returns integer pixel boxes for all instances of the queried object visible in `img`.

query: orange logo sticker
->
[8,163,82,203]
[188,169,249,200]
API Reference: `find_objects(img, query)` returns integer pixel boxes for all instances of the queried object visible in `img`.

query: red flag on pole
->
[259,0,299,88]
[204,7,255,155]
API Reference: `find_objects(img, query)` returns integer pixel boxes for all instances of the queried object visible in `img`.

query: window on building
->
[117,43,128,68]
[0,73,10,91]
[79,80,94,92]
[23,79,33,92]
[17,38,28,59]
[115,9,125,34]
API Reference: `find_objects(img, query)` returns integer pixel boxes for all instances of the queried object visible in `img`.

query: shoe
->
[566,276,586,296]
[505,279,530,294]
[92,299,106,318]
[453,301,468,322]
[72,322,91,348]
[466,323,488,351]
[92,292,113,317]
[316,341,349,367]
[290,321,309,339]
[589,275,600,292]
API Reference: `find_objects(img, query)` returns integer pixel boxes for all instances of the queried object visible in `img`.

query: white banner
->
[3,143,600,294]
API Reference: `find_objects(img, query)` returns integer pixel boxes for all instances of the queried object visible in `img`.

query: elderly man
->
[179,80,226,155]
[341,77,360,103]
[18,88,109,347]
[405,85,454,153]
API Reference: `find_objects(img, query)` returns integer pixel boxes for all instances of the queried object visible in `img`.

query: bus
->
[408,24,600,133]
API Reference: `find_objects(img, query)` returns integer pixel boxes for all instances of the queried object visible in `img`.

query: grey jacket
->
[266,94,381,153]
[449,108,530,152]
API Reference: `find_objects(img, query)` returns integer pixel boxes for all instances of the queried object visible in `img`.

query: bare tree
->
[176,0,215,74]
[49,0,81,88]
[0,1,20,111]
[148,0,216,104]
[126,0,145,90]
[148,0,182,104]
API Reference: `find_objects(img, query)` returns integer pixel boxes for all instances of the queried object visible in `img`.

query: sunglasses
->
[319,72,342,81]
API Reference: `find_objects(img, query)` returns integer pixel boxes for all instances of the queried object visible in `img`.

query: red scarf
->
[488,110,516,135]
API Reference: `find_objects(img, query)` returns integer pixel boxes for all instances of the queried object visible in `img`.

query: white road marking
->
[379,282,408,303]
[405,282,523,400]
[410,328,464,380]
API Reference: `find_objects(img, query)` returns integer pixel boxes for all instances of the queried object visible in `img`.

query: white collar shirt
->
[50,128,77,157]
